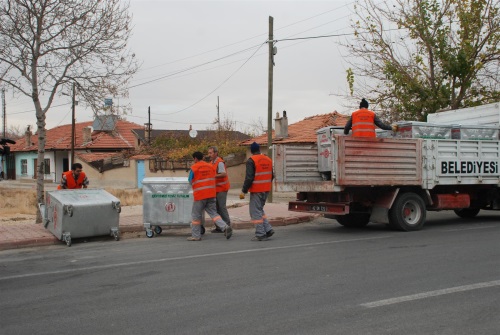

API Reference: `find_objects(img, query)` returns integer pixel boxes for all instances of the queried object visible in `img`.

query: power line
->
[10,102,72,115]
[162,42,266,116]
[126,113,258,128]
[274,28,402,42]
[129,43,263,88]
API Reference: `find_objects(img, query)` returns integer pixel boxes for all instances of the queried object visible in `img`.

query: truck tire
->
[388,192,426,231]
[453,208,480,218]
[334,213,370,228]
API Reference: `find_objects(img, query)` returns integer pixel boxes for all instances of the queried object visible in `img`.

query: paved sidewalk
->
[0,197,317,251]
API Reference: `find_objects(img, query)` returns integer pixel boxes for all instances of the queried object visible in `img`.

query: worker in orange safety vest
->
[240,142,274,241]
[344,98,397,137]
[188,151,232,241]
[208,146,231,233]
[57,163,89,189]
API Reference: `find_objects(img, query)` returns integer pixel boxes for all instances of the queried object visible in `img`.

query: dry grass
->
[0,188,142,215]
[0,189,38,215]
[105,188,143,206]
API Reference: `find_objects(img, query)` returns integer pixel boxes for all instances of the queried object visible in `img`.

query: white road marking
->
[0,235,391,281]
[361,280,500,308]
[438,225,497,232]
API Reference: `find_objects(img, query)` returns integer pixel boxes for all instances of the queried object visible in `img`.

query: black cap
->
[360,98,369,108]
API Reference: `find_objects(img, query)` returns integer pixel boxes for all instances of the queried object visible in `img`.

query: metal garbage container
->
[142,177,203,238]
[40,189,121,246]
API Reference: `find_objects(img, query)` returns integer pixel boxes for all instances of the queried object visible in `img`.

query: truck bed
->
[273,136,500,193]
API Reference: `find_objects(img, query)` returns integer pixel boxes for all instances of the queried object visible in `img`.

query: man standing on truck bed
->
[344,98,397,137]
[240,142,274,241]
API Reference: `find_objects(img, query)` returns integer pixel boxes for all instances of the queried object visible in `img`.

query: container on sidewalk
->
[142,177,204,238]
[39,189,121,246]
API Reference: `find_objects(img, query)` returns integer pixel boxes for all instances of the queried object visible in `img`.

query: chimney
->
[82,127,92,143]
[274,110,289,138]
[144,122,152,145]
[25,126,32,147]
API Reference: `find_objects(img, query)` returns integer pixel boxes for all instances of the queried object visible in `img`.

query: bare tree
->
[5,124,26,140]
[342,0,500,121]
[0,0,139,221]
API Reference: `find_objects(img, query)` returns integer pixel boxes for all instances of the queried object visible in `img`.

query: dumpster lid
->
[142,177,189,184]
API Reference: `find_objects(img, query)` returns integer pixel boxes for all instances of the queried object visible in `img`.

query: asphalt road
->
[1,211,500,335]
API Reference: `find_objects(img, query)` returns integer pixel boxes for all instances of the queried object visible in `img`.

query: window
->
[21,159,27,175]
[44,159,50,174]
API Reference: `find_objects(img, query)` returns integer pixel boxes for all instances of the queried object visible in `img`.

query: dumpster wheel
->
[63,234,72,247]
[146,229,154,238]
[113,231,120,241]
[154,226,162,235]
[201,226,206,235]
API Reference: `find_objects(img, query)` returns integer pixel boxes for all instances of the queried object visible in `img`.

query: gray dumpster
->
[40,189,121,246]
[142,177,203,238]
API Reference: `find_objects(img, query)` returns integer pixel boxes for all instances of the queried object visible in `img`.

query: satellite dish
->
[189,129,198,138]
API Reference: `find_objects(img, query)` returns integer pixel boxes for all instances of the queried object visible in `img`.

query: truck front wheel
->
[388,192,426,231]
[333,213,370,228]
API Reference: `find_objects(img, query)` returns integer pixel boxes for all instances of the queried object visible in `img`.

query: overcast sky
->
[5,0,357,135]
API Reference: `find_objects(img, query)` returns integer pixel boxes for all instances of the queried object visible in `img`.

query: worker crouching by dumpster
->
[188,151,233,241]
[57,163,89,189]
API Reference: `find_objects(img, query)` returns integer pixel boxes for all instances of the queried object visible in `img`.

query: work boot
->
[266,230,275,238]
[224,226,233,240]
[211,227,223,233]
[187,236,201,241]
[251,235,268,241]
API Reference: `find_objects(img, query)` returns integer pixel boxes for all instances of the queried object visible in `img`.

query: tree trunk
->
[35,108,46,224]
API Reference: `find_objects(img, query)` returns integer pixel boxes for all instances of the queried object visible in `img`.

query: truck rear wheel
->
[388,192,426,231]
[334,213,370,228]
[453,208,480,218]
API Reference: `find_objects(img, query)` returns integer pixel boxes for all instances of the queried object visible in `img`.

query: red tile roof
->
[241,111,349,145]
[77,152,122,163]
[10,119,141,152]
[129,154,154,160]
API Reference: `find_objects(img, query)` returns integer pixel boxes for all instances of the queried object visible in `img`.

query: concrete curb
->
[120,214,317,234]
[0,236,60,250]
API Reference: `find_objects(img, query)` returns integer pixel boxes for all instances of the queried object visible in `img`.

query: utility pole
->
[2,88,6,138]
[71,83,76,165]
[267,16,274,202]
[145,106,152,145]
[1,88,5,179]
[216,96,220,132]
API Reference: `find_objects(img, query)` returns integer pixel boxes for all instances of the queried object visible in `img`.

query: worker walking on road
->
[344,98,397,137]
[208,146,231,233]
[241,142,274,241]
[58,163,89,189]
[188,151,232,241]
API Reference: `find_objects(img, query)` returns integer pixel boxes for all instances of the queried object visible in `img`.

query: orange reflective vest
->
[212,157,230,193]
[351,108,376,137]
[191,161,216,201]
[248,154,273,193]
[57,171,86,189]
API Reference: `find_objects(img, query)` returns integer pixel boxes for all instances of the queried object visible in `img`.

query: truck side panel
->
[336,136,422,186]
[424,139,500,188]
[426,102,500,126]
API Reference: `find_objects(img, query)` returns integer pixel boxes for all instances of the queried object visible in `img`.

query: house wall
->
[143,162,246,189]
[78,158,138,189]
[15,152,56,182]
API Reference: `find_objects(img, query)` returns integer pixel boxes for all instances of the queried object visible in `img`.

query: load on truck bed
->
[273,127,500,231]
